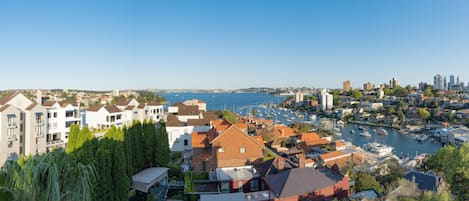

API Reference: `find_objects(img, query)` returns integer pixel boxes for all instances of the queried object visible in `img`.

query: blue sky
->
[1,0,469,90]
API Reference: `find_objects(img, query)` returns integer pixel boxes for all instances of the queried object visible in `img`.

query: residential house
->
[216,166,262,193]
[85,105,124,129]
[404,170,441,192]
[264,167,349,201]
[319,148,364,169]
[192,124,265,172]
[166,101,215,152]
[42,101,81,150]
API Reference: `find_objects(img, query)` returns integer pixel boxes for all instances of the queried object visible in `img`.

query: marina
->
[163,92,443,157]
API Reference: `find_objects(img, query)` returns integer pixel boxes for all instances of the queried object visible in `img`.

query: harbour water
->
[338,124,442,157]
[161,92,442,156]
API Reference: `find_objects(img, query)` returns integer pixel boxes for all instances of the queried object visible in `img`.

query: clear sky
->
[1,0,469,90]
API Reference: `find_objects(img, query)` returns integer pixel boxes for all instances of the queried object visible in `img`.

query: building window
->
[238,181,244,192]
[20,124,23,132]
[116,114,122,120]
[7,128,15,140]
[20,113,24,120]
[221,183,229,193]
[250,179,259,192]
[53,112,57,118]
[240,147,246,153]
[7,115,16,127]
[53,123,57,129]
[184,139,188,146]
[218,148,224,153]
[36,125,42,137]
[65,111,74,118]
[35,113,42,124]
[47,113,51,118]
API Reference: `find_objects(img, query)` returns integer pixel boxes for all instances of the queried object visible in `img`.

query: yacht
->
[377,128,388,135]
[363,142,394,157]
[350,130,356,134]
[335,132,342,137]
[414,134,429,142]
[358,126,366,131]
[360,131,371,137]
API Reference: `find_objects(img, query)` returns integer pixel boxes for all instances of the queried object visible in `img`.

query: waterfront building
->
[295,91,304,103]
[42,101,81,151]
[343,80,351,92]
[183,99,207,112]
[0,93,47,165]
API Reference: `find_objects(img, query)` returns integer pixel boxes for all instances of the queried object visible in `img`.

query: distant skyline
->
[1,0,469,90]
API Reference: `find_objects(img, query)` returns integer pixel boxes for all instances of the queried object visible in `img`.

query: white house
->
[85,105,124,129]
[42,101,81,150]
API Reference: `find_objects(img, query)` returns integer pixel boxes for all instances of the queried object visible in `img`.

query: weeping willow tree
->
[0,149,95,201]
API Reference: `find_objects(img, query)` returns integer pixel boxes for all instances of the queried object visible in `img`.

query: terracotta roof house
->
[319,149,364,169]
[192,125,265,172]
[264,167,349,201]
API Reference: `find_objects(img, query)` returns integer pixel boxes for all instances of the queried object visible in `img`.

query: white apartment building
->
[42,101,81,150]
[320,89,333,111]
[116,98,164,125]
[0,93,47,166]
[85,105,124,129]
[166,101,217,152]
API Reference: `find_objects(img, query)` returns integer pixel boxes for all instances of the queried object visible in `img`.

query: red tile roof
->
[192,132,209,148]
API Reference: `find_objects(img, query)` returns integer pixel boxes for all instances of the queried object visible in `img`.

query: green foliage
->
[423,87,433,97]
[222,109,239,123]
[352,90,362,99]
[355,172,383,194]
[146,192,155,201]
[417,108,431,120]
[136,91,166,103]
[155,122,171,166]
[425,144,469,200]
[0,149,95,201]
[66,125,92,153]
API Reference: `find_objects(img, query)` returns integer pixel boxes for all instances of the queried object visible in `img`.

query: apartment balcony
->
[7,134,17,142]
[8,123,17,129]
[46,139,65,146]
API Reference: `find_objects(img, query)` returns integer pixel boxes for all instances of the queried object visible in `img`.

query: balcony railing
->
[47,139,65,146]
[8,123,17,128]
[7,134,17,141]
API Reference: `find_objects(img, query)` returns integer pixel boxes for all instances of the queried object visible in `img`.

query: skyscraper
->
[343,80,351,92]
[320,89,333,111]
[450,75,455,86]
[389,78,400,89]
[433,74,444,90]
[363,82,372,91]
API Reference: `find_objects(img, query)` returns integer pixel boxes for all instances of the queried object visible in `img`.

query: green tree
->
[222,109,239,123]
[156,122,171,166]
[352,90,362,99]
[424,87,433,97]
[417,108,431,120]
[66,124,80,153]
[355,172,383,194]
[0,149,95,201]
